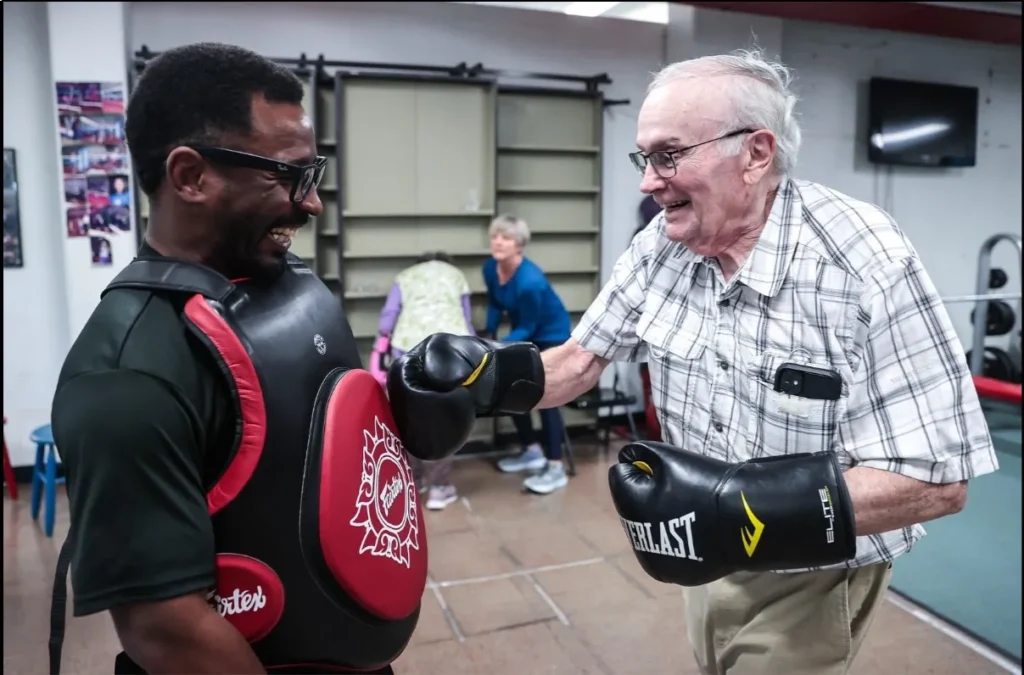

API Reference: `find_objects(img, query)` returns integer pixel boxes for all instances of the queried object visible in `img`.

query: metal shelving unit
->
[492,87,607,436]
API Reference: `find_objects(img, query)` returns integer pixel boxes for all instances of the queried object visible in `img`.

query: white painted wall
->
[47,1,137,347]
[667,4,783,63]
[3,2,72,466]
[3,2,134,466]
[781,19,1021,354]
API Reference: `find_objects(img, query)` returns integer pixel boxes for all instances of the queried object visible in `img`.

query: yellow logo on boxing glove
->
[740,492,765,558]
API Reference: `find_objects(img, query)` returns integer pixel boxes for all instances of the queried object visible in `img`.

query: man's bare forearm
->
[114,594,266,675]
[537,339,609,409]
[844,466,967,536]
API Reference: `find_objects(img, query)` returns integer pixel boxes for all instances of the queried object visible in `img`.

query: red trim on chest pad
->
[184,295,267,515]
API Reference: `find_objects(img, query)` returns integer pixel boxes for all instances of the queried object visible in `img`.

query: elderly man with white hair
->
[387,49,998,674]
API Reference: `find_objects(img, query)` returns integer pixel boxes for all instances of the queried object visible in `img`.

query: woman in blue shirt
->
[483,215,572,496]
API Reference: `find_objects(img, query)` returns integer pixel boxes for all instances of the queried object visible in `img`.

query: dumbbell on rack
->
[959,264,1022,384]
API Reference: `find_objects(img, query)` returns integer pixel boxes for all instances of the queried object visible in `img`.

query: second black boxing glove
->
[386,333,545,460]
[608,441,857,587]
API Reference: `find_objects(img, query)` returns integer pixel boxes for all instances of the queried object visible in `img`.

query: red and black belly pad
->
[103,255,427,672]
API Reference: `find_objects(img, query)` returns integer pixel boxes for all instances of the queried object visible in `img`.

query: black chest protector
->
[49,255,428,674]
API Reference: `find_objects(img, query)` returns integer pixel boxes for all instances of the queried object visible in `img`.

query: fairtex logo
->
[381,476,403,512]
[349,416,421,568]
[214,586,267,617]
[210,553,285,643]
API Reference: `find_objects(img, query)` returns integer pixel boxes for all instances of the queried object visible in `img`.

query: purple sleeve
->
[462,294,475,334]
[378,283,402,335]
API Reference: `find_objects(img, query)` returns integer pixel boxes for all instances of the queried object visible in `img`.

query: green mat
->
[890,422,1022,661]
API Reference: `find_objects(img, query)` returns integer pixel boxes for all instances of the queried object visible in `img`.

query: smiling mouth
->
[665,200,691,211]
[267,227,298,248]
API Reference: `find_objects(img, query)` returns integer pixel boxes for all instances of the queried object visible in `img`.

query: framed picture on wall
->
[3,148,24,268]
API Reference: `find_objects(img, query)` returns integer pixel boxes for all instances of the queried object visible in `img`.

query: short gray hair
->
[488,215,531,248]
[648,48,802,177]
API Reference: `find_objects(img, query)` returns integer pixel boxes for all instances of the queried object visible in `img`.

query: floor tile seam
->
[427,556,608,589]
[884,591,1021,674]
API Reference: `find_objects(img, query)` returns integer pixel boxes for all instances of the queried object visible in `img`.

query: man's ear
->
[743,130,777,184]
[165,146,215,204]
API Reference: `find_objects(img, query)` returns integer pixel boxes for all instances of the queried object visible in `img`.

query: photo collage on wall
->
[57,81,131,267]
[3,148,23,268]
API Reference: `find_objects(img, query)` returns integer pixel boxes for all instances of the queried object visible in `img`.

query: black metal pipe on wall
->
[131,46,613,92]
[332,70,346,303]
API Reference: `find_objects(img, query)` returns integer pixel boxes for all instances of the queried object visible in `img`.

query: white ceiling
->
[920,2,1022,16]
[453,2,670,24]
[455,1,1022,23]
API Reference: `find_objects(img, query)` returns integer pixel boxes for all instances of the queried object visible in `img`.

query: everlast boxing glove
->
[386,333,545,460]
[609,442,857,587]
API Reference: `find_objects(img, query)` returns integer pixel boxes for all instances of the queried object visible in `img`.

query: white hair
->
[648,48,802,177]
[488,215,531,248]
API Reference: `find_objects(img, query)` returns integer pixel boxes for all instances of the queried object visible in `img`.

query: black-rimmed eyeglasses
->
[628,129,755,179]
[188,145,327,203]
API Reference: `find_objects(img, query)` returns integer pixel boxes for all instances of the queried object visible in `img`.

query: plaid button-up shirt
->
[574,178,999,570]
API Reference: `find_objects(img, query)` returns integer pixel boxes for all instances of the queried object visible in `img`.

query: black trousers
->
[509,341,565,460]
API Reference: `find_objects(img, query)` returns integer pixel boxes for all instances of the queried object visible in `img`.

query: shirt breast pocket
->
[637,308,709,440]
[746,351,844,459]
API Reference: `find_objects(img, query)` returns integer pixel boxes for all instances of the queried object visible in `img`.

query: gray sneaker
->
[496,447,547,474]
[523,463,568,495]
[425,485,458,511]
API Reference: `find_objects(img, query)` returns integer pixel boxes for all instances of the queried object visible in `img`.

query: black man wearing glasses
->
[49,43,474,675]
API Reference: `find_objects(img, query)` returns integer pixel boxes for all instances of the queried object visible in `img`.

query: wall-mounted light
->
[564,2,620,17]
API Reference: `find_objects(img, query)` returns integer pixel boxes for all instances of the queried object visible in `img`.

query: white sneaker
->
[426,485,458,511]
[496,446,547,474]
[523,464,568,495]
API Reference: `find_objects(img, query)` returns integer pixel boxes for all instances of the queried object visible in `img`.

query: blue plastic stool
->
[29,424,64,537]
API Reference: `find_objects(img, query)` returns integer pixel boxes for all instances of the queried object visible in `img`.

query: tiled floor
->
[3,443,1015,675]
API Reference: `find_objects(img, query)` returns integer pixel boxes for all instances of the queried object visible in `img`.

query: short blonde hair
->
[488,215,531,248]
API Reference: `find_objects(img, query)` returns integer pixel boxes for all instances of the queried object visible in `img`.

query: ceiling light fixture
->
[564,2,620,17]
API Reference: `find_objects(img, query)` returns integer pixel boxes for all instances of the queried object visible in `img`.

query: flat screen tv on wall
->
[867,77,979,168]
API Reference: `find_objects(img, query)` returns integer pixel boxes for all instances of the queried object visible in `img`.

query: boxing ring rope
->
[973,375,1022,406]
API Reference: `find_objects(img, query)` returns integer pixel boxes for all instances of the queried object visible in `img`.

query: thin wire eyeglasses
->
[628,129,756,178]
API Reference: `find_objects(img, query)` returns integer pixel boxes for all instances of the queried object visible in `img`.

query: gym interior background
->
[3,1,1021,674]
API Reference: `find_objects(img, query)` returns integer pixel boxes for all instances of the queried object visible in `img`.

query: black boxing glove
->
[608,441,857,587]
[386,333,544,460]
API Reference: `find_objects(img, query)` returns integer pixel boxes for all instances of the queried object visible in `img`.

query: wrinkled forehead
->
[635,79,731,150]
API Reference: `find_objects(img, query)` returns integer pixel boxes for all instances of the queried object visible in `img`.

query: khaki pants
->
[683,563,893,675]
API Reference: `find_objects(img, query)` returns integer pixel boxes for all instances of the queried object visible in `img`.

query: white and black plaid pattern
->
[574,178,999,570]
